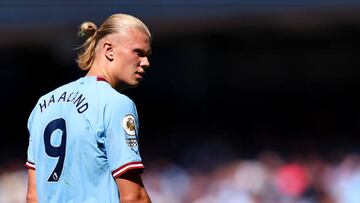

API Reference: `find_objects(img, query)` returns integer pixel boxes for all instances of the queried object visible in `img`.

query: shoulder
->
[40,80,77,99]
[31,80,77,110]
[102,89,135,110]
[100,90,138,129]
[105,90,135,111]
[27,82,71,123]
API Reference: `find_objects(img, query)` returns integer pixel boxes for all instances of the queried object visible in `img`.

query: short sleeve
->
[104,96,144,178]
[25,107,37,170]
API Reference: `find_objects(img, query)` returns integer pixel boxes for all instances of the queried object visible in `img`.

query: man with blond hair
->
[25,13,152,203]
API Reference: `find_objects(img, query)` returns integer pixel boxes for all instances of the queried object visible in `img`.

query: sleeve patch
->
[122,114,136,136]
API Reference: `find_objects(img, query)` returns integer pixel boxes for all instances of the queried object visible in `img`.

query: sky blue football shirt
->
[25,76,144,203]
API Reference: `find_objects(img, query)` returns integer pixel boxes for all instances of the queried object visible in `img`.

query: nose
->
[140,57,150,70]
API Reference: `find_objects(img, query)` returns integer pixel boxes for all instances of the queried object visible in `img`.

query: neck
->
[86,65,115,88]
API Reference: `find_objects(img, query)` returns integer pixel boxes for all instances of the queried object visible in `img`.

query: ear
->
[103,41,114,61]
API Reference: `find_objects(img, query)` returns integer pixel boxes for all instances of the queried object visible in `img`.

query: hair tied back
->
[78,22,98,38]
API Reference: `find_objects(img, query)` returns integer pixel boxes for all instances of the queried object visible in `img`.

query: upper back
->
[27,76,135,202]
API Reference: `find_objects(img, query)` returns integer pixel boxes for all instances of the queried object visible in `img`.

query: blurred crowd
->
[144,151,360,203]
[1,151,360,203]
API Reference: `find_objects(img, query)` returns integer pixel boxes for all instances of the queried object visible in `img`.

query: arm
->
[116,169,151,203]
[26,169,38,203]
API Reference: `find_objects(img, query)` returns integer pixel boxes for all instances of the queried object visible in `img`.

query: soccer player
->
[25,13,152,203]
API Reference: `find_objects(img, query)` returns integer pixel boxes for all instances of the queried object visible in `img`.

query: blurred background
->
[1,0,360,202]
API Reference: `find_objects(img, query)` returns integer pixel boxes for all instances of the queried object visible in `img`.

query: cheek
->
[122,54,137,64]
[117,52,140,69]
[130,55,140,64]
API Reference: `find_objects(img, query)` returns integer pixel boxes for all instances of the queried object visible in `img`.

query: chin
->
[128,81,141,88]
[117,81,140,91]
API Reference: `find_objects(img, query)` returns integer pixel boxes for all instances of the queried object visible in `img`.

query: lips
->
[137,69,145,77]
[135,72,144,80]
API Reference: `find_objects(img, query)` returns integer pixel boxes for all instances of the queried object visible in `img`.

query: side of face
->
[107,29,151,90]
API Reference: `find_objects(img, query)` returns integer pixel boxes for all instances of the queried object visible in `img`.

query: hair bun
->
[78,22,98,37]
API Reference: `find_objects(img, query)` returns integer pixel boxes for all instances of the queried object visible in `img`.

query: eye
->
[134,49,145,57]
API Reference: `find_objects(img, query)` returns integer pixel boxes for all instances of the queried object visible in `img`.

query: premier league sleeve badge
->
[122,114,139,150]
[122,114,136,136]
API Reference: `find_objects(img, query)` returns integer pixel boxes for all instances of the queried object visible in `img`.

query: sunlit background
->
[1,1,360,202]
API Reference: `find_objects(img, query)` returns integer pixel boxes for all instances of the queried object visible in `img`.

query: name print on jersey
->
[39,91,89,114]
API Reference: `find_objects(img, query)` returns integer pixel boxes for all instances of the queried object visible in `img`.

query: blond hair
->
[76,14,151,70]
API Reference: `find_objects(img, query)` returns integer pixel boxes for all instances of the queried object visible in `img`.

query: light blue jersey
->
[25,76,144,203]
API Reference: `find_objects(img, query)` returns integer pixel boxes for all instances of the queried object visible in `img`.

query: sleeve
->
[25,107,37,170]
[104,96,144,178]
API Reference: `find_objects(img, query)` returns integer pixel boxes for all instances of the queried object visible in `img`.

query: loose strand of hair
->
[76,35,97,70]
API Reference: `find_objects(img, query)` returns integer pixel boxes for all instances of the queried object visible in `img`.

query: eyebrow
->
[134,48,152,57]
